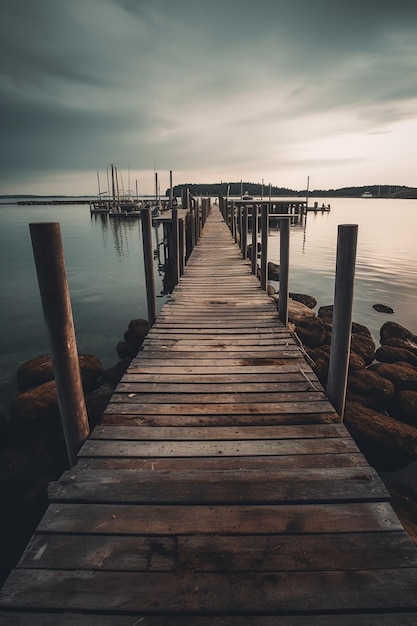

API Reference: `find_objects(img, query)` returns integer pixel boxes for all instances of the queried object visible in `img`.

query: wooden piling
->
[260,204,269,291]
[172,208,180,286]
[278,218,290,325]
[140,208,157,327]
[241,206,248,259]
[29,222,89,467]
[251,205,258,275]
[327,224,358,419]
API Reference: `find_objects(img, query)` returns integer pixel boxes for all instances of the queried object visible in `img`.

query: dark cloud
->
[1,0,417,192]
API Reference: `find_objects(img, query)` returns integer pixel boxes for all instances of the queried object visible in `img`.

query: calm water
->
[1,197,416,409]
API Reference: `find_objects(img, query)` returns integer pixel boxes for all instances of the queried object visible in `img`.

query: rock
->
[344,400,417,471]
[368,362,417,388]
[102,358,132,389]
[10,380,59,424]
[274,296,316,324]
[289,293,317,309]
[375,346,417,367]
[351,322,373,341]
[267,284,276,296]
[85,383,114,428]
[350,333,376,366]
[293,316,328,349]
[381,337,417,356]
[317,305,334,324]
[247,242,261,260]
[17,354,103,392]
[380,321,416,344]
[347,369,394,407]
[312,358,329,387]
[124,318,149,351]
[348,352,366,371]
[389,390,417,428]
[373,303,394,314]
[267,261,280,281]
[116,340,138,359]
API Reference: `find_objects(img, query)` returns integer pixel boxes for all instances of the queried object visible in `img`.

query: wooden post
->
[260,204,268,290]
[29,223,89,468]
[169,170,173,209]
[242,206,248,258]
[251,205,258,275]
[140,208,157,326]
[327,224,358,419]
[179,217,185,276]
[172,208,180,286]
[278,218,290,325]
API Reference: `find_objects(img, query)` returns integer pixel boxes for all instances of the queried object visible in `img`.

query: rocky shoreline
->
[1,298,417,584]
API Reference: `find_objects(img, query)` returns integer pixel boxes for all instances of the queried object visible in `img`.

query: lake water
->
[1,197,416,410]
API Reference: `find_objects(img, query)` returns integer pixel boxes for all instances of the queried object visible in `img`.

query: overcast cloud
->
[1,0,417,194]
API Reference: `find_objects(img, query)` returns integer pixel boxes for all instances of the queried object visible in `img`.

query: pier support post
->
[241,206,248,258]
[140,208,157,327]
[29,222,89,467]
[179,218,185,276]
[172,208,180,286]
[327,224,358,419]
[278,218,290,325]
[260,204,269,291]
[251,205,258,275]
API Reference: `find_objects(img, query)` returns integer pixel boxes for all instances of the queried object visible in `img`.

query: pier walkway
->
[1,206,417,623]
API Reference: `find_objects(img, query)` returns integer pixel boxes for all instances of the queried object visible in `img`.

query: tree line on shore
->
[169,182,417,199]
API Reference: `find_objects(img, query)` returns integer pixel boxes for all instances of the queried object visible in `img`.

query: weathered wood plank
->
[121,372,320,384]
[2,569,417,613]
[116,381,320,393]
[36,502,403,534]
[109,391,327,405]
[1,613,417,626]
[48,468,388,504]
[100,412,340,426]
[76,452,369,471]
[90,424,347,440]
[78,437,357,458]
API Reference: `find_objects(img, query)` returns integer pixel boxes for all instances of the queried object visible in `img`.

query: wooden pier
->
[1,206,417,623]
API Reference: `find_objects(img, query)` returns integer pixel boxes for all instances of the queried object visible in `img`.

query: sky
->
[1,0,417,195]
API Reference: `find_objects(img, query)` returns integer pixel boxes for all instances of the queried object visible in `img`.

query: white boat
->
[361,191,373,198]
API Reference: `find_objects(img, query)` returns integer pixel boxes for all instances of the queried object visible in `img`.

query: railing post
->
[251,205,258,275]
[260,204,269,291]
[140,208,157,326]
[241,206,248,258]
[29,222,89,468]
[172,208,180,286]
[179,217,185,276]
[327,224,358,419]
[278,218,290,325]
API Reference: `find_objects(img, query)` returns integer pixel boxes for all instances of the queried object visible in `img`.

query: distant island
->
[168,183,417,199]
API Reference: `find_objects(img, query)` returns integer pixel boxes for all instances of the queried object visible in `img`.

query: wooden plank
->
[100,412,340,426]
[36,502,403,534]
[126,364,314,375]
[121,372,320,384]
[2,612,417,626]
[18,531,417,572]
[2,568,417,613]
[90,424,347,440]
[76,453,369,471]
[116,381,320,393]
[78,437,357,458]
[109,391,327,405]
[103,400,336,416]
[48,468,389,504]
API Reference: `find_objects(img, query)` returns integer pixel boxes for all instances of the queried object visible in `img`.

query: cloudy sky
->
[1,0,417,195]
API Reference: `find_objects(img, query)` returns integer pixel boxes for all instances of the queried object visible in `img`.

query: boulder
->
[348,352,366,371]
[116,340,138,359]
[351,322,373,341]
[17,354,103,392]
[347,369,394,407]
[85,383,114,428]
[380,321,416,344]
[274,296,316,324]
[124,318,149,351]
[381,337,417,356]
[317,305,334,324]
[368,361,417,389]
[344,400,417,471]
[389,390,417,428]
[289,293,317,309]
[267,284,276,296]
[350,333,376,366]
[267,261,280,281]
[375,345,417,367]
[293,316,329,349]
[102,358,133,389]
[10,380,59,424]
[373,304,394,314]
